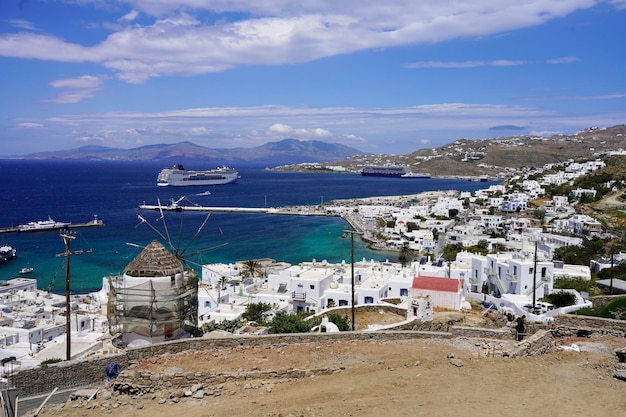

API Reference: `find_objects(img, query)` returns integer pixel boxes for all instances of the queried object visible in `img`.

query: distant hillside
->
[333,125,626,178]
[8,139,364,167]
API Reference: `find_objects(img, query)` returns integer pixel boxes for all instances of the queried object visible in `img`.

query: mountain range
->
[7,125,626,176]
[9,139,364,167]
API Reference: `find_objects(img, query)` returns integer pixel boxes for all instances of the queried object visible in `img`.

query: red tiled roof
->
[411,275,464,292]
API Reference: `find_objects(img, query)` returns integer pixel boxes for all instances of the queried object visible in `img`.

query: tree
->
[241,259,261,278]
[554,237,606,266]
[442,243,463,262]
[397,243,415,267]
[242,302,272,323]
[268,312,313,334]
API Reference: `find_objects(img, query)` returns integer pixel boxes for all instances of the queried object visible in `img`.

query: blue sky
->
[1,0,625,156]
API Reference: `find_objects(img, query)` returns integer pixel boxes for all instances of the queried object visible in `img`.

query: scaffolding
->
[106,241,198,345]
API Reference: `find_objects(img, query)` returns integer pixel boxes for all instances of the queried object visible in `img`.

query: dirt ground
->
[32,309,626,417]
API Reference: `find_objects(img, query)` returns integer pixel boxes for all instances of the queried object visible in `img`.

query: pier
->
[138,203,328,216]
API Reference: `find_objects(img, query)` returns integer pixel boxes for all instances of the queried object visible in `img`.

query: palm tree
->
[397,243,415,267]
[241,259,261,278]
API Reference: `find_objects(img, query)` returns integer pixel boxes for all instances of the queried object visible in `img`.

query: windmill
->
[109,197,228,343]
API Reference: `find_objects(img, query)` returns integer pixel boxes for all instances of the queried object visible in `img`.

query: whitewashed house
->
[411,276,465,311]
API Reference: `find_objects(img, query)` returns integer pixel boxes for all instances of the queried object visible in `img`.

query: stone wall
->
[13,313,622,398]
[589,294,626,308]
[12,331,449,397]
[113,366,341,397]
[509,330,555,358]
[552,314,626,337]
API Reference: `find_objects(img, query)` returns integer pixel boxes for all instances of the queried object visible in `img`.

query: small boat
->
[0,244,16,263]
[195,191,212,196]
[401,172,431,179]
[19,266,33,274]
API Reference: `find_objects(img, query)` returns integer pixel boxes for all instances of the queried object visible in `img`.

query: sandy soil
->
[32,329,626,417]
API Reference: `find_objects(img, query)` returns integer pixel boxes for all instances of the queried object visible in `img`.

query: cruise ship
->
[157,165,240,187]
[360,165,408,177]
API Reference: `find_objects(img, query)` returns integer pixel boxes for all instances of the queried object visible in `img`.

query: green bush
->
[41,358,63,366]
[268,312,314,334]
[542,291,576,308]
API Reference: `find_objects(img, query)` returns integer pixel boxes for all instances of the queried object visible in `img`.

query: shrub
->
[41,358,63,366]
[542,291,576,308]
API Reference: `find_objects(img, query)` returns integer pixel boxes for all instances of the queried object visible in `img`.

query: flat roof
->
[596,279,626,293]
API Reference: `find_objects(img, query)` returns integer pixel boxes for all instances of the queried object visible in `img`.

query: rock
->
[192,390,205,399]
[449,359,464,367]
[614,370,626,381]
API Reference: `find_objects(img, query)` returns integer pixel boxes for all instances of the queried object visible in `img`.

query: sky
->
[1,0,625,156]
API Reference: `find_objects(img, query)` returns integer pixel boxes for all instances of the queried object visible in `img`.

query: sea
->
[0,160,497,295]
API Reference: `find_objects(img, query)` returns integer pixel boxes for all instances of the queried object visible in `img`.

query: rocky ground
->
[28,307,626,417]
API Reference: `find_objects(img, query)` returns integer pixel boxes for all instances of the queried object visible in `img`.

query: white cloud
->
[547,56,581,64]
[267,123,333,139]
[405,60,526,68]
[119,10,140,23]
[45,75,104,104]
[0,0,607,83]
[8,19,37,31]
[16,122,43,128]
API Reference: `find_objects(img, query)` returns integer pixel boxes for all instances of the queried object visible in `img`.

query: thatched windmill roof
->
[124,240,184,277]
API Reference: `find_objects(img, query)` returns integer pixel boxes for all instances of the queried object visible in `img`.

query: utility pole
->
[350,231,355,331]
[532,239,538,312]
[59,231,76,361]
[344,229,362,331]
[610,246,614,295]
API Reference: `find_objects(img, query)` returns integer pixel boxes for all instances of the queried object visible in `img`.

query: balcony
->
[291,291,307,301]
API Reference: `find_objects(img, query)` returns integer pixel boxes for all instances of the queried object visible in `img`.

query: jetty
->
[138,202,327,216]
[138,197,328,216]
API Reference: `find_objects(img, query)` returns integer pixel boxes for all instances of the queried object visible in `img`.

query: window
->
[541,267,547,278]
[364,296,374,304]
[310,284,315,290]
[204,301,212,308]
[339,300,348,306]
[400,288,408,296]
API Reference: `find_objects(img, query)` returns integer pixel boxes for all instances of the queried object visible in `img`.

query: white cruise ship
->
[157,164,240,187]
